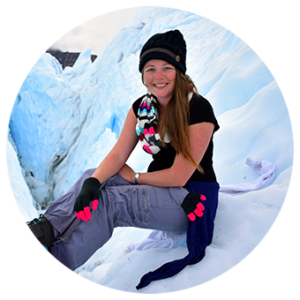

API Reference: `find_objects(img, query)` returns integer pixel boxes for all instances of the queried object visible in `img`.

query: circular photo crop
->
[6,6,294,294]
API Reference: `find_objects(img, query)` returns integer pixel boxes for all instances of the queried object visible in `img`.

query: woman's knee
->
[81,168,97,179]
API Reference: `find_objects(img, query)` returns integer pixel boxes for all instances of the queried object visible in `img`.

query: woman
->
[27,30,220,287]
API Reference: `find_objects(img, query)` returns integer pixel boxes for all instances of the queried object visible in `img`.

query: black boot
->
[27,214,55,250]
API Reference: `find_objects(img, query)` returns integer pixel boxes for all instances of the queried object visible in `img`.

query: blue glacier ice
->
[6,6,293,293]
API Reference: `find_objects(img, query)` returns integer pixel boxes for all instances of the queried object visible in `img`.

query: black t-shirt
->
[132,93,220,182]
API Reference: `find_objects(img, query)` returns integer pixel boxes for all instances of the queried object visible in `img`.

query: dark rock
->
[46,49,97,69]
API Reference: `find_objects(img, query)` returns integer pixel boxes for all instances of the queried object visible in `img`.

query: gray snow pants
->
[44,168,189,271]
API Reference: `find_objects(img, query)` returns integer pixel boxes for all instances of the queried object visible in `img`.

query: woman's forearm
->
[91,107,139,184]
[91,151,126,184]
[117,163,186,187]
[137,167,188,187]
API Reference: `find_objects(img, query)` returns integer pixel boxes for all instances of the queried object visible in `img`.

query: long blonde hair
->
[142,69,204,174]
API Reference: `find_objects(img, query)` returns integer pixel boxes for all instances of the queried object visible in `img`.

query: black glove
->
[74,177,101,222]
[181,193,206,221]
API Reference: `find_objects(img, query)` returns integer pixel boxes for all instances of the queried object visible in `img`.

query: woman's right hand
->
[74,177,101,222]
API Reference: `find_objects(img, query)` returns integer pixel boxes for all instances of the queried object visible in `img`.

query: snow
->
[6,5,294,295]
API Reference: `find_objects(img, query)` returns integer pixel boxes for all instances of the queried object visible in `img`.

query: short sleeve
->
[189,95,220,132]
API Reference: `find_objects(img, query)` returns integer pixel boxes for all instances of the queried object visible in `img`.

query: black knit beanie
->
[139,30,187,74]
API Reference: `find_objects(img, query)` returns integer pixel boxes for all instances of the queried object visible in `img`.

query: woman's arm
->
[134,122,215,187]
[91,107,139,183]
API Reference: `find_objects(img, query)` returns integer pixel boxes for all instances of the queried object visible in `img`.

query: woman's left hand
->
[181,193,207,221]
[118,164,136,184]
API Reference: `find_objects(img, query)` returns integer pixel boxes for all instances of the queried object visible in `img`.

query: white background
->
[1,0,299,299]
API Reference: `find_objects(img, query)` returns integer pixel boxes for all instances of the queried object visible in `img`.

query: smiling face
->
[143,59,176,108]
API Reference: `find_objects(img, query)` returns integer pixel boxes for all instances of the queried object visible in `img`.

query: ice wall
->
[8,5,293,221]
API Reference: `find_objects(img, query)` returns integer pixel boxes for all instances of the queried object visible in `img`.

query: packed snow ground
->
[7,7,293,293]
